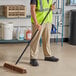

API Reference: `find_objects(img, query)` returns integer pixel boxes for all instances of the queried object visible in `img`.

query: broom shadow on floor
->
[19,61,30,66]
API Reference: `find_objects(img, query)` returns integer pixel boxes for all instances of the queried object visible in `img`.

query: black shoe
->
[45,56,59,62]
[30,59,39,66]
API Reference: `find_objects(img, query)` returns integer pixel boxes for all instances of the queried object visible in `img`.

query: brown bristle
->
[4,63,27,73]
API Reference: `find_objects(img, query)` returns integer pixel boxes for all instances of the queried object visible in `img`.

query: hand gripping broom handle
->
[15,2,56,65]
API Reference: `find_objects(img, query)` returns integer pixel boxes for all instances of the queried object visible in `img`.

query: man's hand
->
[51,5,55,10]
[35,24,42,31]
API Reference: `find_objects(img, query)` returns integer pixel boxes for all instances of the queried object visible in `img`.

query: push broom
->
[3,2,56,73]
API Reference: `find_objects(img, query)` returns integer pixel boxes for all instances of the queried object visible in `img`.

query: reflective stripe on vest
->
[40,0,43,11]
[36,0,50,12]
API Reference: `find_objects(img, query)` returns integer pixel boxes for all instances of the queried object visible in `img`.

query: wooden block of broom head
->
[3,63,27,73]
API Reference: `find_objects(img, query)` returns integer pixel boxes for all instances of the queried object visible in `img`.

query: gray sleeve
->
[30,0,36,5]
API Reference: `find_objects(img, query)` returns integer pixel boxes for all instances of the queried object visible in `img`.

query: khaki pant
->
[30,23,52,59]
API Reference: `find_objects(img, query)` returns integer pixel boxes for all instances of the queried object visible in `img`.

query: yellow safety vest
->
[31,0,53,24]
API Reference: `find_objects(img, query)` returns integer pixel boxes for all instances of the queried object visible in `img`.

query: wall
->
[0,0,31,38]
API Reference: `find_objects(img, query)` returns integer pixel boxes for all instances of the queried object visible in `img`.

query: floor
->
[0,42,76,76]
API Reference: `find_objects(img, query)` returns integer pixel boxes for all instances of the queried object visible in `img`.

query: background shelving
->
[0,0,64,46]
[51,0,64,46]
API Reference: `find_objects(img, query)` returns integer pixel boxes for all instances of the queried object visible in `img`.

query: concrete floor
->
[0,43,76,76]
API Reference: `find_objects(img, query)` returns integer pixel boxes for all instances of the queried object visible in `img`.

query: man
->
[30,0,59,66]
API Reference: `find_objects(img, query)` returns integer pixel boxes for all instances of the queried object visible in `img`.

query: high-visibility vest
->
[31,0,53,24]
